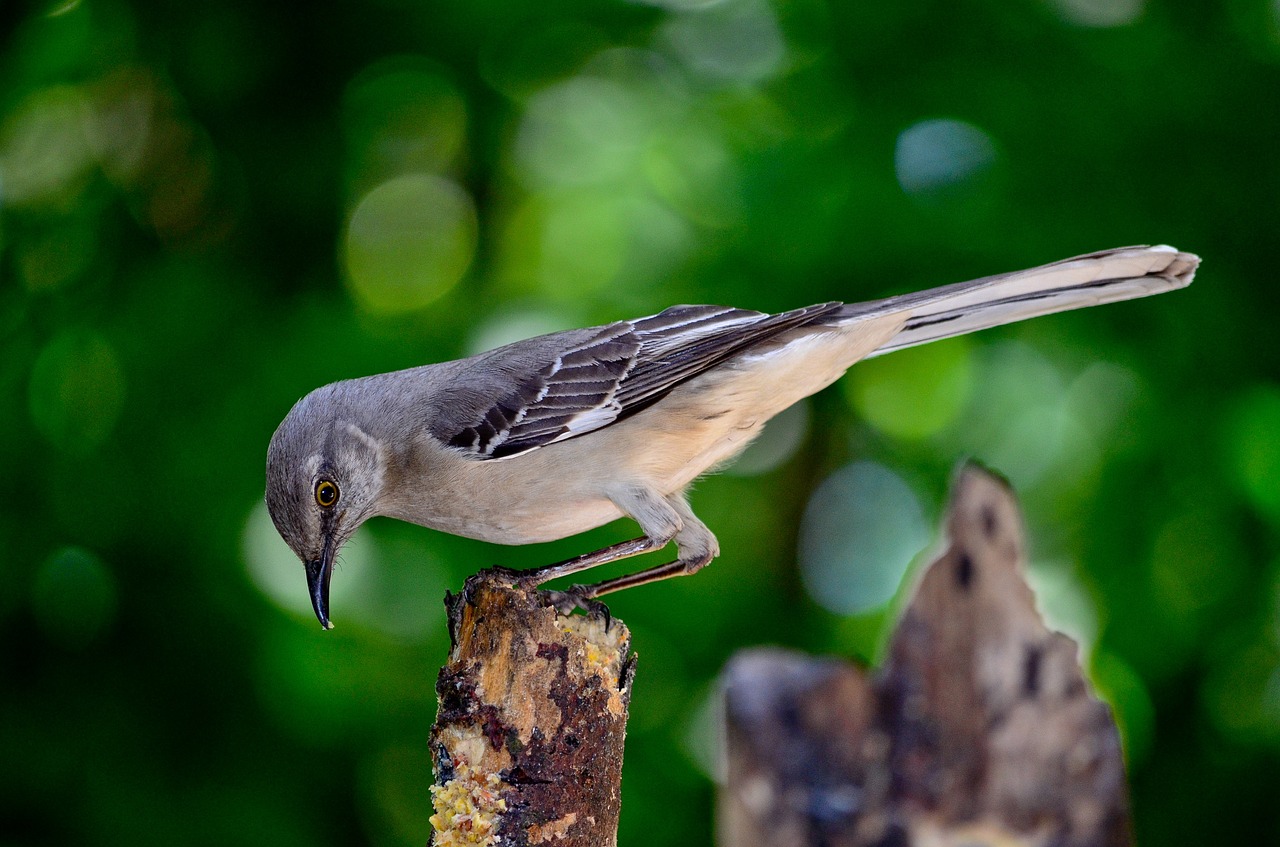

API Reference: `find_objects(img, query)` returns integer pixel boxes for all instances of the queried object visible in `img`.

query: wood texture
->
[720,465,1130,847]
[429,576,635,846]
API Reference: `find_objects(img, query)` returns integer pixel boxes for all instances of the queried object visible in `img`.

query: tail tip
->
[1149,244,1200,287]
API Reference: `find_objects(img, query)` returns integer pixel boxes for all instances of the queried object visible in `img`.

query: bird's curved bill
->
[305,545,335,630]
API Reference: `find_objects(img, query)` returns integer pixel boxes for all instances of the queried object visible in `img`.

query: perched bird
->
[266,245,1197,629]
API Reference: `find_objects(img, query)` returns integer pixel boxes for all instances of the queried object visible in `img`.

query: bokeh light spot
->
[1222,384,1280,524]
[1091,651,1155,766]
[242,500,378,624]
[47,0,84,17]
[985,401,1095,491]
[613,194,694,286]
[1048,0,1144,28]
[626,0,728,10]
[85,68,159,188]
[799,462,929,615]
[956,342,1104,490]
[680,682,725,782]
[515,76,648,189]
[342,60,467,188]
[895,118,998,198]
[243,502,440,640]
[516,191,628,296]
[727,400,810,476]
[847,337,974,440]
[466,306,576,356]
[31,546,117,650]
[1064,361,1140,438]
[343,173,477,314]
[644,125,740,228]
[501,189,692,296]
[660,0,785,83]
[28,329,125,454]
[0,85,93,208]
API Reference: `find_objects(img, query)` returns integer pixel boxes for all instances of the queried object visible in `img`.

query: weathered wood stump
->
[428,578,635,846]
[720,465,1130,847]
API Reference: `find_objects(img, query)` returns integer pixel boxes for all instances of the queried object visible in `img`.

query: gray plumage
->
[266,245,1198,628]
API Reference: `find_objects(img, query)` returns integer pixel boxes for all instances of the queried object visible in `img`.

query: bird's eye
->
[315,480,339,508]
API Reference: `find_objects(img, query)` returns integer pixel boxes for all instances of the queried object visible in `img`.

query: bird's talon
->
[540,590,577,616]
[594,602,614,631]
[540,588,611,626]
[573,591,613,629]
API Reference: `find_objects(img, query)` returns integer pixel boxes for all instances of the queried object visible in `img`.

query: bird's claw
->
[469,568,613,628]
[542,587,612,628]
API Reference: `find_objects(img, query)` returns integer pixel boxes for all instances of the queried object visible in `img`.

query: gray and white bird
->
[266,245,1197,629]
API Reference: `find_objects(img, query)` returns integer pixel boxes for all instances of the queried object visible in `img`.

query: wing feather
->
[442,302,843,459]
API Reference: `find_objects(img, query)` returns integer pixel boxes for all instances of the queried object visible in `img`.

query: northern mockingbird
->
[266,245,1197,628]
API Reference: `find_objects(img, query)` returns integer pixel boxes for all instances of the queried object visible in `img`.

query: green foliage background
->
[3,0,1278,843]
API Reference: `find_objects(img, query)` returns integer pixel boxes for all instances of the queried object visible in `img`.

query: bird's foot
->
[541,587,613,628]
[465,568,613,626]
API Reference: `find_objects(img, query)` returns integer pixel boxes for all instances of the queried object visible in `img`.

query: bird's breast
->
[380,453,626,546]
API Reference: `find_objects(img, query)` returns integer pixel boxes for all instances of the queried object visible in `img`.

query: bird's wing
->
[438,303,842,459]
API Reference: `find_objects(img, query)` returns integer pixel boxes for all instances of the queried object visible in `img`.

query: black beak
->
[305,541,335,630]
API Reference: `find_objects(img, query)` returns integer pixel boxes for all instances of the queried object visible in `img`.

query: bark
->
[720,465,1130,847]
[428,576,635,847]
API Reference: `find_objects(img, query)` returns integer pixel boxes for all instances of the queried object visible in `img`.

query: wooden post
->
[720,465,1131,846]
[428,576,635,846]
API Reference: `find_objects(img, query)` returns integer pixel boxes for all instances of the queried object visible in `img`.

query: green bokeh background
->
[3,0,1278,843]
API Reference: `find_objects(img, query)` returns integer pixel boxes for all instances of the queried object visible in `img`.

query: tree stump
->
[428,577,635,846]
[720,465,1130,847]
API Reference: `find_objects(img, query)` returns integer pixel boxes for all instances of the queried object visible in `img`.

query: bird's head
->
[265,387,387,629]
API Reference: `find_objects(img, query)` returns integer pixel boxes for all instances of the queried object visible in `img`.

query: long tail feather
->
[840,246,1199,357]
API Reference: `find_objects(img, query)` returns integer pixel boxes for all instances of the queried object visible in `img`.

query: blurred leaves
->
[2,0,1278,845]
[1223,385,1280,525]
[28,329,125,452]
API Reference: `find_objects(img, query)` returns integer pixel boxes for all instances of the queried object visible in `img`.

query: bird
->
[266,245,1198,629]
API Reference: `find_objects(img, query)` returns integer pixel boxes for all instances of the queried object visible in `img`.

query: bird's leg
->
[484,487,721,618]
[562,547,717,600]
[551,492,721,612]
[493,535,664,588]
[512,483,683,584]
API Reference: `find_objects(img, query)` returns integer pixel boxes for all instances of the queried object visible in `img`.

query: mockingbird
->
[265,245,1197,628]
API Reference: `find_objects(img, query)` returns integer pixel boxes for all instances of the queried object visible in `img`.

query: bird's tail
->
[839,246,1199,357]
